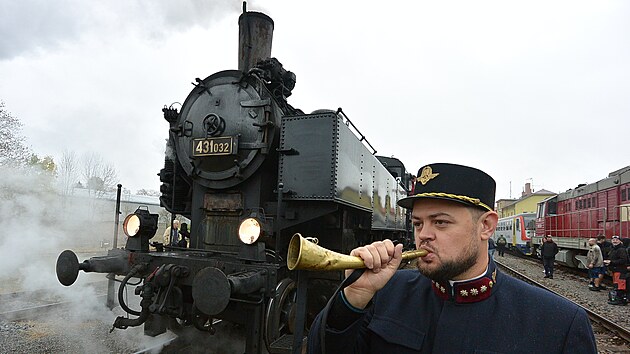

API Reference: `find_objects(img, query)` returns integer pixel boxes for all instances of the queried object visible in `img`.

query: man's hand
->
[342,240,403,309]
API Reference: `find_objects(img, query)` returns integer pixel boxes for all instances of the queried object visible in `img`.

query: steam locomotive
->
[55,7,413,353]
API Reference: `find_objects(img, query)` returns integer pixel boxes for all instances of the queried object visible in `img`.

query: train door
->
[511,217,517,246]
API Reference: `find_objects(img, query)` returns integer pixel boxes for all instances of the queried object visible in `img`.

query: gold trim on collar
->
[412,192,493,211]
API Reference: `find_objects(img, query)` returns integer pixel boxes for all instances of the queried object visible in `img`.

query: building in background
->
[64,188,185,251]
[497,183,555,218]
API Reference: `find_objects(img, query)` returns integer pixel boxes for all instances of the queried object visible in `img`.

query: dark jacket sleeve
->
[562,307,598,354]
[307,292,372,354]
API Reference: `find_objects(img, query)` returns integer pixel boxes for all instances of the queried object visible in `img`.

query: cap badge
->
[417,166,439,185]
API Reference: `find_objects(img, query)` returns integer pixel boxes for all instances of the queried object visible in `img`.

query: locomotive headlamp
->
[123,207,159,252]
[123,214,141,237]
[238,217,261,244]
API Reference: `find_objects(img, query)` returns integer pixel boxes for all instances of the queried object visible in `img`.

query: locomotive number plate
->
[192,137,237,156]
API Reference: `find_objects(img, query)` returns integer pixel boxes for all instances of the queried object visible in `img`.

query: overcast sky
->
[1,0,629,200]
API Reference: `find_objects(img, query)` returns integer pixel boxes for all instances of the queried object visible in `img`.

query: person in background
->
[604,235,628,305]
[496,234,507,257]
[586,238,604,291]
[163,219,181,247]
[179,222,191,248]
[597,234,611,290]
[307,163,596,353]
[488,237,496,259]
[597,234,612,262]
[541,235,559,279]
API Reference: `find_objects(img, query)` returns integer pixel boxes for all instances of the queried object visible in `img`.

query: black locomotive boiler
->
[56,8,413,353]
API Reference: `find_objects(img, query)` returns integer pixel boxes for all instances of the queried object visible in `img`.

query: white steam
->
[0,165,169,351]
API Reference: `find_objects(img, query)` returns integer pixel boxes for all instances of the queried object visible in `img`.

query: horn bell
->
[286,233,427,271]
[287,233,366,271]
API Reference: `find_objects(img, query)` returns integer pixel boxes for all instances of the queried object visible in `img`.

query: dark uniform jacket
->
[599,240,613,260]
[541,240,559,258]
[308,261,596,354]
[608,243,629,273]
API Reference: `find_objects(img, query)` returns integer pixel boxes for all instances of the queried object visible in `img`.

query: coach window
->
[587,198,591,208]
[592,197,596,207]
[623,189,627,201]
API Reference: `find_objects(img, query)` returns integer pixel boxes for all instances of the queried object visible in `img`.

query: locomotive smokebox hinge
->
[277,147,299,156]
[252,121,275,129]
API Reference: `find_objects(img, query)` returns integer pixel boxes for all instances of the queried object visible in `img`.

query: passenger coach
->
[493,213,536,255]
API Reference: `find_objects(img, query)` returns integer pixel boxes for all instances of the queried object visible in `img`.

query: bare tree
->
[0,101,31,167]
[57,150,79,195]
[81,152,119,196]
[101,163,118,192]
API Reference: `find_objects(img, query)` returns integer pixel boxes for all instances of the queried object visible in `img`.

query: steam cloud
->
[0,0,242,60]
[0,165,173,352]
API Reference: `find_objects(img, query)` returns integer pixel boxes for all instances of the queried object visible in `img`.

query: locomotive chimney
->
[238,4,274,72]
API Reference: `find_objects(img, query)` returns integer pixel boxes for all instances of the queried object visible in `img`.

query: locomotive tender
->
[534,165,630,268]
[55,8,413,353]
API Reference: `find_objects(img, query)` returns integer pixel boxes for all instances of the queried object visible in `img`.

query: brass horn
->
[287,233,427,271]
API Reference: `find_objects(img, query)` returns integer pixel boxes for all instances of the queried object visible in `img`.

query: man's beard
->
[416,230,480,282]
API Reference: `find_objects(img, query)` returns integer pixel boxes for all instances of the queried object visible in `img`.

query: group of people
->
[487,234,506,259]
[587,234,629,305]
[162,219,191,248]
[307,163,597,353]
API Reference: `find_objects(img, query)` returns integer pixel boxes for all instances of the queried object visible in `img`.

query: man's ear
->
[479,211,498,240]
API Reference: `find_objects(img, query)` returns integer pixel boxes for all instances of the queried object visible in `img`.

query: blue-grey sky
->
[1,0,629,200]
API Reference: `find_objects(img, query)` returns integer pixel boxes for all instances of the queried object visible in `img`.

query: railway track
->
[509,250,616,288]
[495,259,630,345]
[0,281,108,321]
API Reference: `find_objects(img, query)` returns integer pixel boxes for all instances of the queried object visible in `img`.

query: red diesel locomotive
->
[534,165,630,268]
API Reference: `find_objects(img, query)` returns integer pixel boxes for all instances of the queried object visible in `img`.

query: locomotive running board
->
[269,334,307,354]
